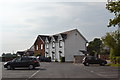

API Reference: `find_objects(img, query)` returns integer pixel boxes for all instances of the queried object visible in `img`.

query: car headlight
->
[4,62,8,65]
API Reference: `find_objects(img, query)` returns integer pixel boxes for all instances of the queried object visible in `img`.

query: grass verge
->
[106,63,120,67]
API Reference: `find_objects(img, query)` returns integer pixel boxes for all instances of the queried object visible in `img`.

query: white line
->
[26,70,40,80]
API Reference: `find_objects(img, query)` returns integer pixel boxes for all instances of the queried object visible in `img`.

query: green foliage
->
[106,1,120,27]
[48,56,51,60]
[34,53,41,57]
[87,38,103,56]
[106,63,120,67]
[60,57,65,62]
[2,53,17,58]
[102,31,120,57]
[116,56,120,64]
[102,30,120,63]
[55,59,58,62]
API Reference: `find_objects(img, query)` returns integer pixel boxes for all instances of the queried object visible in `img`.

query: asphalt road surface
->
[1,62,119,80]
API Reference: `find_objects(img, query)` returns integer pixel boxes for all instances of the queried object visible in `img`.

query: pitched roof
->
[60,34,67,40]
[53,35,58,41]
[38,35,50,42]
[59,29,87,42]
[60,29,77,34]
[35,29,87,43]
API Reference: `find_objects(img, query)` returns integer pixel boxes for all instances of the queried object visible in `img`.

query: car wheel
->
[85,63,89,66]
[7,65,11,70]
[29,65,34,70]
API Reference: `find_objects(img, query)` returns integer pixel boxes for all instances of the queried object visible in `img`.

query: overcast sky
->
[0,0,117,55]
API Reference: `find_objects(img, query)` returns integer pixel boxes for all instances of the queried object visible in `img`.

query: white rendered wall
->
[64,30,86,62]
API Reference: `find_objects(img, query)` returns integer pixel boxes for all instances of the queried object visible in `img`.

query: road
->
[1,62,119,80]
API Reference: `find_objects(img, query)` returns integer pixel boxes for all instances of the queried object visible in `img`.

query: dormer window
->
[59,40,62,48]
[52,42,55,48]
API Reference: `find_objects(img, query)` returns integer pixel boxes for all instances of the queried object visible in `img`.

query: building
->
[33,29,88,62]
[34,35,49,56]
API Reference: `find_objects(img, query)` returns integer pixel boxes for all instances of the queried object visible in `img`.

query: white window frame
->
[46,43,49,49]
[59,40,62,48]
[41,44,43,50]
[52,42,55,48]
[36,45,38,50]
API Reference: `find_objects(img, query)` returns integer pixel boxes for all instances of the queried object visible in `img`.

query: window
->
[46,44,49,49]
[41,44,43,50]
[36,45,38,50]
[59,40,62,48]
[52,42,55,48]
[21,57,29,62]
[14,58,21,62]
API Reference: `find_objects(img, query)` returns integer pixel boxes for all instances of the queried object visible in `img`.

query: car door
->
[87,57,93,64]
[90,57,96,64]
[94,57,99,64]
[12,58,22,67]
[21,57,29,67]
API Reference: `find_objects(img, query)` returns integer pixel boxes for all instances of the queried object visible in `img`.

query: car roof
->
[85,56,93,57]
[22,56,37,58]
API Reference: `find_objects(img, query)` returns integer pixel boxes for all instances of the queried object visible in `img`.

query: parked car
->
[82,56,107,66]
[37,56,51,62]
[4,56,40,70]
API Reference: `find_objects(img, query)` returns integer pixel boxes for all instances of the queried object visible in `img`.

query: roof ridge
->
[54,29,77,35]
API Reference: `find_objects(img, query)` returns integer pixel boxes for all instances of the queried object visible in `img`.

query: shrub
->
[48,56,51,60]
[116,56,120,64]
[60,57,65,62]
[110,56,116,64]
[55,59,58,62]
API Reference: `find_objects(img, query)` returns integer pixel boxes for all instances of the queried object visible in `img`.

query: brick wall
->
[34,38,45,56]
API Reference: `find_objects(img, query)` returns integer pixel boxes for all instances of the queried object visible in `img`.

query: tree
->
[102,30,120,62]
[106,1,120,27]
[2,53,6,57]
[87,38,103,56]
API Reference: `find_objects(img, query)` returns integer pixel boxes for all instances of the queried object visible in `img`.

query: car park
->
[82,56,107,66]
[4,56,40,70]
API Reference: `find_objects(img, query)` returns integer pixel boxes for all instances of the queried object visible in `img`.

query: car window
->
[87,57,92,60]
[92,57,98,60]
[21,57,29,62]
[14,58,21,62]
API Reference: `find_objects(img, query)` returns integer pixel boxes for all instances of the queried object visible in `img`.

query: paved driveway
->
[2,62,119,80]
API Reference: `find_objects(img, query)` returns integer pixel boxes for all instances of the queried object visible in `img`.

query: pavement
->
[1,62,120,80]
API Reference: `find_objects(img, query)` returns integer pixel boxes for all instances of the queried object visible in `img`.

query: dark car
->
[37,56,51,62]
[82,56,107,66]
[4,56,40,70]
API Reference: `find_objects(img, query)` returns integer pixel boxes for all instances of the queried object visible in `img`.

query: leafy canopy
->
[106,1,120,27]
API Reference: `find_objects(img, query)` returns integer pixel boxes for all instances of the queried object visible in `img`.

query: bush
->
[60,57,65,62]
[116,56,120,64]
[55,59,58,62]
[48,57,51,60]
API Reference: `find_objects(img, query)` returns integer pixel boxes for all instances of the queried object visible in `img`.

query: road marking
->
[26,70,40,80]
